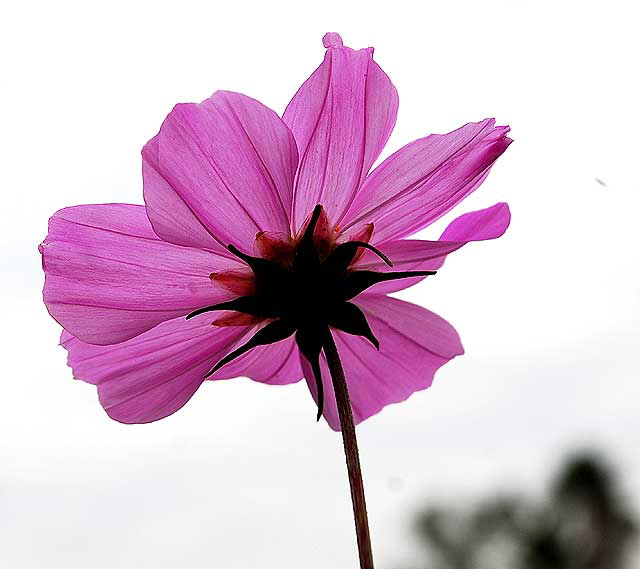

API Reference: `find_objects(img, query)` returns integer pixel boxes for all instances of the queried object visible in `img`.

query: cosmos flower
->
[40,32,511,430]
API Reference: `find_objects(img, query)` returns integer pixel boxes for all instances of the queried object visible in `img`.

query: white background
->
[1,1,639,567]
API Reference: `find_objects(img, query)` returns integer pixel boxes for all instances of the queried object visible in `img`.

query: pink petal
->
[62,317,249,423]
[212,335,302,386]
[283,36,398,231]
[340,119,512,242]
[62,317,303,424]
[439,201,511,241]
[300,296,463,430]
[356,202,511,294]
[40,204,241,345]
[143,91,298,252]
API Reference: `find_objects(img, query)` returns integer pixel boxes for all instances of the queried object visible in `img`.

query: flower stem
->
[324,329,374,569]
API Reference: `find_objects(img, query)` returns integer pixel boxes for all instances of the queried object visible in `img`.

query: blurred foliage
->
[404,453,637,569]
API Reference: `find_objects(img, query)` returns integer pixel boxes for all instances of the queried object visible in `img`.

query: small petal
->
[212,312,262,327]
[301,296,463,430]
[40,204,241,345]
[339,222,374,246]
[355,202,511,294]
[294,206,335,257]
[143,91,298,252]
[439,201,511,241]
[212,334,303,386]
[283,37,398,231]
[339,222,374,264]
[204,318,296,377]
[210,269,255,296]
[255,231,295,263]
[340,120,512,242]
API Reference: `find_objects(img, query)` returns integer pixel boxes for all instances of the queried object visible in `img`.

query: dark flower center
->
[187,205,436,419]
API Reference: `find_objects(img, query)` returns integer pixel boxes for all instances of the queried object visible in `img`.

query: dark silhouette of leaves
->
[404,452,637,569]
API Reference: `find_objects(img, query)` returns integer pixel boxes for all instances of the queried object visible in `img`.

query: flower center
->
[187,205,436,419]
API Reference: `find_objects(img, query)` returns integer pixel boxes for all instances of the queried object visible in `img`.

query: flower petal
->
[143,91,298,252]
[300,295,463,430]
[61,317,249,424]
[438,201,512,242]
[213,335,303,386]
[40,204,241,345]
[340,119,512,242]
[283,34,398,231]
[63,317,303,423]
[355,202,511,294]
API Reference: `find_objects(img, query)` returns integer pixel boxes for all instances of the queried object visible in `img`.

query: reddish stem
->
[324,329,374,569]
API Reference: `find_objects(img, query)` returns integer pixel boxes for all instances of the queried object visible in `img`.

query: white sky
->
[1,1,639,567]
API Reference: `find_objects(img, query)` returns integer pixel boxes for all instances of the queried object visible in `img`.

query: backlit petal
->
[61,317,249,423]
[40,204,241,345]
[283,34,398,231]
[63,319,303,423]
[340,119,511,242]
[300,296,463,430]
[356,202,511,293]
[143,91,298,251]
[212,335,303,386]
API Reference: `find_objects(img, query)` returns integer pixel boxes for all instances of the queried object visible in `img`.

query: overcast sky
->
[1,1,639,567]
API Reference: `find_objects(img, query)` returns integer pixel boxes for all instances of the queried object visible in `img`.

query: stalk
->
[324,329,374,569]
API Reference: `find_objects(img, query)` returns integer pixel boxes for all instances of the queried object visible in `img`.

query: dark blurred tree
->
[405,453,637,569]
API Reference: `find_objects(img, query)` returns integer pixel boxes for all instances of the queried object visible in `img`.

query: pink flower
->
[40,33,511,430]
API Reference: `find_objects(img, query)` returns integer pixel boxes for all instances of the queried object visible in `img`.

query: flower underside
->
[187,205,436,419]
